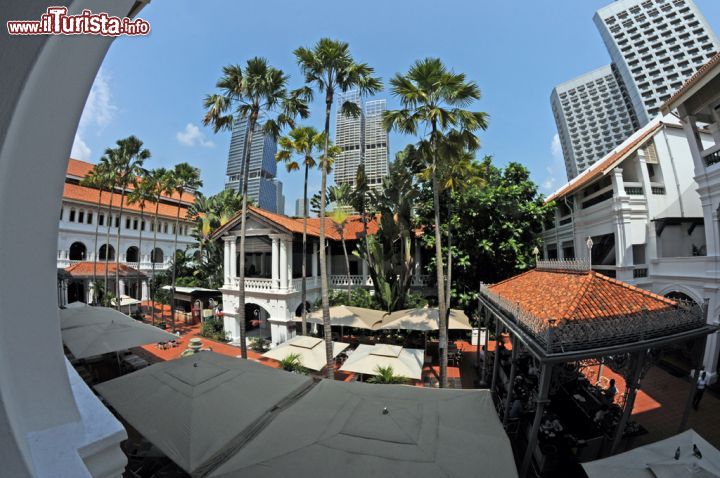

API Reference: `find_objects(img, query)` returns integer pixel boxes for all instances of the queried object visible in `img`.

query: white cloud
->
[541,133,566,193]
[71,68,116,160]
[176,123,215,147]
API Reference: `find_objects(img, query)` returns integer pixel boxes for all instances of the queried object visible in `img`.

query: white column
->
[611,167,626,196]
[223,238,231,285]
[413,239,421,283]
[279,238,288,291]
[118,279,126,297]
[362,258,369,286]
[272,237,280,289]
[327,241,332,276]
[286,239,293,289]
[312,242,319,278]
[229,236,237,279]
[141,279,149,301]
[87,281,94,304]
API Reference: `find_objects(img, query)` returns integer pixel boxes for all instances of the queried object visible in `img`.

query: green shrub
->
[199,319,229,343]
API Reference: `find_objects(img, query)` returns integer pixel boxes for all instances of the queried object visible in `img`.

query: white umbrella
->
[262,336,349,371]
[111,294,141,307]
[378,308,472,331]
[301,305,387,330]
[340,344,424,380]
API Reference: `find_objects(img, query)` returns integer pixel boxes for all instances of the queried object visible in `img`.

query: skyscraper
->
[225,115,283,213]
[595,0,719,124]
[334,91,389,191]
[551,65,638,179]
[552,0,719,180]
[295,198,308,217]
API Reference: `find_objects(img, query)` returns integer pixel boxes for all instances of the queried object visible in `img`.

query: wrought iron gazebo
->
[478,259,718,477]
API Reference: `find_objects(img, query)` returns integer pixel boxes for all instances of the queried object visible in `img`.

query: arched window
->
[126,246,139,263]
[69,242,87,261]
[150,247,164,264]
[98,244,115,261]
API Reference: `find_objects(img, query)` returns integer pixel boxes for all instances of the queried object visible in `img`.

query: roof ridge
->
[560,272,593,321]
[591,271,678,306]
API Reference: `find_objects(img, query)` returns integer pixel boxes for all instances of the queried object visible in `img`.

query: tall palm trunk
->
[341,233,351,302]
[320,93,334,379]
[115,183,127,309]
[169,190,184,333]
[91,188,103,304]
[150,200,160,325]
[301,163,309,335]
[136,206,145,306]
[445,197,453,313]
[104,186,116,304]
[236,112,257,359]
[432,122,449,389]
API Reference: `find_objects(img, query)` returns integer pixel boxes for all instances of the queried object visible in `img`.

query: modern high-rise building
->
[334,91,389,191]
[595,0,719,125]
[225,115,283,213]
[273,179,285,215]
[294,198,308,217]
[551,65,639,179]
[552,0,719,180]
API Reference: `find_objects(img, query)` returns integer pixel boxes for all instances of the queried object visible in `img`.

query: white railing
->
[536,259,590,272]
[225,273,431,294]
[329,275,368,287]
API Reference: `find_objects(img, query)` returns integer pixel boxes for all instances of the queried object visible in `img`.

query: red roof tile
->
[489,269,677,324]
[65,261,145,278]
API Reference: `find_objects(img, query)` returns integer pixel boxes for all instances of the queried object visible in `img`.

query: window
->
[133,219,138,230]
[126,218,131,229]
[163,223,168,234]
[78,211,84,223]
[60,208,63,220]
[87,212,93,224]
[114,216,120,228]
[69,208,76,222]
[141,221,146,231]
[99,214,104,226]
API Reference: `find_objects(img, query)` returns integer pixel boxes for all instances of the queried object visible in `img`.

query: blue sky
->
[73,0,720,213]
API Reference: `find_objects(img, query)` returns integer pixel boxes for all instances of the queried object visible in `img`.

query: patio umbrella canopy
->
[110,295,142,307]
[302,305,387,330]
[95,352,314,476]
[210,380,518,478]
[582,429,720,478]
[378,308,473,331]
[59,306,176,359]
[340,344,424,380]
[262,336,349,371]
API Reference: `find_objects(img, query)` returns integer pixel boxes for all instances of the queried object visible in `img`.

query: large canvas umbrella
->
[583,429,720,478]
[95,352,314,476]
[262,336,349,371]
[301,305,387,330]
[340,344,424,380]
[378,308,473,331]
[210,380,518,478]
[60,306,176,359]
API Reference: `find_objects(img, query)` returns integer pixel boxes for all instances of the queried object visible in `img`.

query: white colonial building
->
[56,159,196,305]
[541,93,720,377]
[213,207,428,346]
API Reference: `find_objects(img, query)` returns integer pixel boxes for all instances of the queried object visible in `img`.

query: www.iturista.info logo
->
[7,7,150,36]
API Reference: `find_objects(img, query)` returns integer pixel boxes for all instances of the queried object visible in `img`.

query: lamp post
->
[586,236,594,269]
[532,246,539,266]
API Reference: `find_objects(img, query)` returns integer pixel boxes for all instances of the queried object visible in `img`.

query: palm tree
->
[106,136,150,307]
[276,126,325,335]
[383,58,488,388]
[351,163,373,277]
[367,365,408,385]
[203,58,309,359]
[80,158,113,304]
[278,353,307,374]
[99,150,118,305]
[294,38,382,379]
[328,184,353,302]
[168,162,202,333]
[148,168,172,325]
[127,170,155,311]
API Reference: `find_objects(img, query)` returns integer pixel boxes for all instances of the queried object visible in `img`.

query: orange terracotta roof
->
[662,52,720,114]
[63,182,190,221]
[545,120,664,203]
[213,206,380,241]
[65,261,145,278]
[66,158,196,205]
[489,268,677,324]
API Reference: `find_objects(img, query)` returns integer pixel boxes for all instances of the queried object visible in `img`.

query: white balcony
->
[224,274,430,294]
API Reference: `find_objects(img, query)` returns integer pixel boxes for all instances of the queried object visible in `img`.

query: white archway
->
[0,1,146,475]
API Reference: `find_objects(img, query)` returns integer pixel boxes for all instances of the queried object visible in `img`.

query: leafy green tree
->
[367,365,409,384]
[203,58,309,358]
[147,168,173,324]
[383,58,488,388]
[276,126,325,335]
[294,38,382,379]
[127,170,155,307]
[278,353,308,374]
[168,163,202,332]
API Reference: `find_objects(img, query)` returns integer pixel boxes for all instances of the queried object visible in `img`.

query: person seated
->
[604,379,618,404]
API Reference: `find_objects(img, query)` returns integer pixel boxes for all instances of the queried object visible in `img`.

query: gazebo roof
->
[480,260,711,360]
[65,262,146,279]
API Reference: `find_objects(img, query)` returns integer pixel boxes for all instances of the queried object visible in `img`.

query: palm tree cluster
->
[81,142,202,329]
[203,41,486,386]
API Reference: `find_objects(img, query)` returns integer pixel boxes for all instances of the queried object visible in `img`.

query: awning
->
[95,352,314,476]
[340,344,424,380]
[583,429,720,477]
[210,380,518,478]
[378,308,473,331]
[262,336,349,371]
[59,306,175,359]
